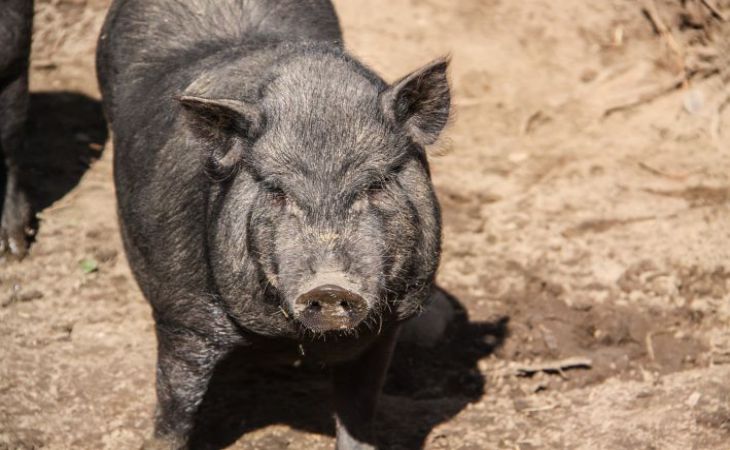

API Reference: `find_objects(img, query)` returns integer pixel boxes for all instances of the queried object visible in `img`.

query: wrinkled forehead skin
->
[248,54,413,207]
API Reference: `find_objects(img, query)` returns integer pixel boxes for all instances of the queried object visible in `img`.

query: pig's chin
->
[293,301,368,334]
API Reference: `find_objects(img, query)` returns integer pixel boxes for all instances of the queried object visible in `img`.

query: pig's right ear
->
[177,95,262,176]
[380,57,451,147]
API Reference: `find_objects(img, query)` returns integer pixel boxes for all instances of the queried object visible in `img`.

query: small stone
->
[683,89,704,115]
[686,392,701,408]
[508,152,529,163]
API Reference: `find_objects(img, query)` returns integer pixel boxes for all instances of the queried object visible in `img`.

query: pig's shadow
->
[190,288,509,449]
[9,92,106,237]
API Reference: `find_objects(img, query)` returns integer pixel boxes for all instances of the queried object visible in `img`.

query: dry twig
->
[522,110,550,135]
[646,331,656,362]
[520,403,559,413]
[603,74,687,117]
[641,0,687,75]
[637,161,688,180]
[700,0,728,22]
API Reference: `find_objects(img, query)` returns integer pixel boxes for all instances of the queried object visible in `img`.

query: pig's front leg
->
[142,325,229,450]
[332,326,400,450]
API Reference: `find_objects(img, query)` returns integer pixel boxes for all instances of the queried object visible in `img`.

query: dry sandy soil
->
[2,0,730,449]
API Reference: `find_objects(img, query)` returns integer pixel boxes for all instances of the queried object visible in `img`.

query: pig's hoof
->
[1,193,32,260]
[0,224,30,260]
[335,434,377,450]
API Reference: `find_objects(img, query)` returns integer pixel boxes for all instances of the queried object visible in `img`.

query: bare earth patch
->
[1,0,729,449]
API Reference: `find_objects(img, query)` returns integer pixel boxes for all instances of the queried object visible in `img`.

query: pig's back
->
[0,0,33,74]
[97,0,341,124]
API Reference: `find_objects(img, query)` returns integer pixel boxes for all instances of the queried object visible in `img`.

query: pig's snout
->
[295,285,368,332]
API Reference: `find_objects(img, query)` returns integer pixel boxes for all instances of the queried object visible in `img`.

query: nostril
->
[308,300,321,312]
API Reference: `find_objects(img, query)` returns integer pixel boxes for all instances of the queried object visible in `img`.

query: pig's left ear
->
[380,57,451,147]
[177,95,262,175]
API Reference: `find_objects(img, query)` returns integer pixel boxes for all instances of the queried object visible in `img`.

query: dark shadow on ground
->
[20,91,106,232]
[190,287,509,449]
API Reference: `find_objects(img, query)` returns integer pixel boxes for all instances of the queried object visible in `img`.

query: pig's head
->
[180,50,449,335]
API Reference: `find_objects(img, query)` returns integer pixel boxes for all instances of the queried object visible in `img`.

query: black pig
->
[0,0,34,258]
[97,1,450,448]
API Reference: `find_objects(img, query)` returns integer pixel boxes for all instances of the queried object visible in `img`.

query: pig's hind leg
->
[0,70,32,259]
[332,326,400,450]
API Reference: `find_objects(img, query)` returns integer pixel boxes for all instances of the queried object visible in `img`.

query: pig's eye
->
[273,193,287,207]
[366,180,387,201]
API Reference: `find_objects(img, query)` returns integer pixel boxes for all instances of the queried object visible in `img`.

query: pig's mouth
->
[292,284,369,333]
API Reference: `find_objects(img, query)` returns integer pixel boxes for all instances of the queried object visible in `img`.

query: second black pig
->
[0,0,34,258]
[97,0,450,448]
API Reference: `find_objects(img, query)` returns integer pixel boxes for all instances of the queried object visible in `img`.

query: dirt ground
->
[2,0,730,449]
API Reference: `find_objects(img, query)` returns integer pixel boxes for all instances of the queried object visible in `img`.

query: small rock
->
[508,152,529,163]
[683,89,704,115]
[686,391,701,408]
[592,258,625,286]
